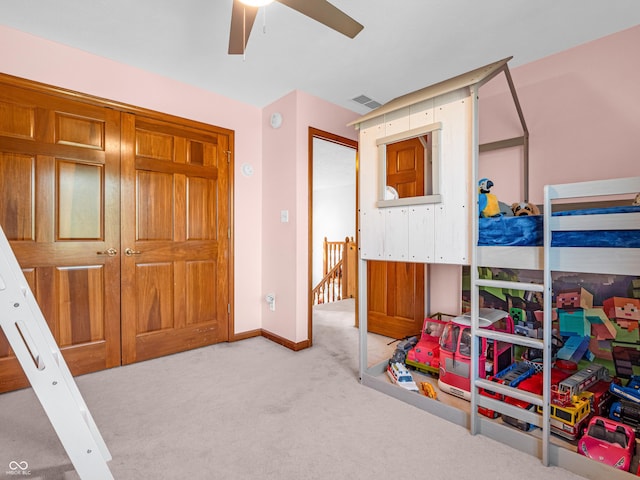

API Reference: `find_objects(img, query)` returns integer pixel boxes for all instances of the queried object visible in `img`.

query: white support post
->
[469,84,481,436]
[358,256,368,382]
[0,225,113,479]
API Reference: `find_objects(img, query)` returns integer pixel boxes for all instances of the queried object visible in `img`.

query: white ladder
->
[0,225,113,479]
[468,276,553,466]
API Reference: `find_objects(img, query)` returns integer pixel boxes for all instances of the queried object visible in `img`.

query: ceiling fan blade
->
[228,0,259,55]
[278,0,364,38]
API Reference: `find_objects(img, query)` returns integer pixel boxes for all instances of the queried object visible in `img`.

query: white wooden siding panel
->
[384,207,409,261]
[433,91,472,264]
[359,208,385,260]
[434,203,470,264]
[409,98,435,130]
[382,107,411,137]
[409,204,435,262]
[434,90,472,207]
[358,122,383,210]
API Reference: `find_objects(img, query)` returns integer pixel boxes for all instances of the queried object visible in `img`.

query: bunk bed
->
[351,56,639,480]
[471,175,640,478]
[357,176,640,480]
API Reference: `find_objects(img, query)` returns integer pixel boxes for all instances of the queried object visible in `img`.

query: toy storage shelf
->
[361,360,632,480]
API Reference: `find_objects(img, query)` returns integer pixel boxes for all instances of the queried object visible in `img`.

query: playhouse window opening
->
[376,122,442,207]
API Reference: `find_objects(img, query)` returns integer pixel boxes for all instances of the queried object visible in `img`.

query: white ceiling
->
[2,1,640,115]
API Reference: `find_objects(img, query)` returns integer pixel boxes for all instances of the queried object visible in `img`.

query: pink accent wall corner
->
[260,90,358,343]
[478,24,640,205]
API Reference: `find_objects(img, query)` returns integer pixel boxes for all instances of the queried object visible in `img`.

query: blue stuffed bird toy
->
[478,178,501,218]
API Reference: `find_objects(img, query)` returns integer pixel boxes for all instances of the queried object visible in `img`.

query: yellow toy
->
[420,381,438,399]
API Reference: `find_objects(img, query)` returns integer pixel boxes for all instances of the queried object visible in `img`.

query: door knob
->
[96,248,118,256]
[124,248,142,256]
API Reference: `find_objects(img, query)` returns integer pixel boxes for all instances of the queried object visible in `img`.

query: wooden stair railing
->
[313,236,356,305]
[312,259,344,305]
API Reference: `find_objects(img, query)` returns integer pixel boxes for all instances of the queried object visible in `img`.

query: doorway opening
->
[308,128,357,346]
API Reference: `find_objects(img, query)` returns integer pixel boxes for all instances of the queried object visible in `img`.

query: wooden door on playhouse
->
[119,113,231,365]
[0,83,122,392]
[367,261,425,339]
[366,137,426,339]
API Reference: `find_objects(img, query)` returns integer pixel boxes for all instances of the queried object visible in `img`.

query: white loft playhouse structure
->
[354,56,528,267]
[351,57,640,480]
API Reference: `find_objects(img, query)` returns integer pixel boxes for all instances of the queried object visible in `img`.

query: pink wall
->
[261,91,358,342]
[0,26,358,343]
[479,24,640,205]
[0,26,264,334]
[260,92,299,340]
[441,25,640,317]
[3,23,637,344]
[295,92,359,341]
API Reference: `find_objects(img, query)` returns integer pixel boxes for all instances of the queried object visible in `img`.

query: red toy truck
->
[438,308,514,400]
[503,364,615,441]
[502,368,572,433]
[478,361,536,418]
[405,317,447,376]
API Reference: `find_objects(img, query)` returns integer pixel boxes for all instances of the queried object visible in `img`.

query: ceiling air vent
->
[352,94,381,110]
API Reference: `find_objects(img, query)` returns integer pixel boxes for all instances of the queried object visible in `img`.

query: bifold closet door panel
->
[120,113,230,365]
[0,83,122,392]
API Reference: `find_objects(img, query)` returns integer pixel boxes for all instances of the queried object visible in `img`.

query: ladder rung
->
[475,329,544,350]
[475,378,544,407]
[475,279,544,292]
[477,395,543,427]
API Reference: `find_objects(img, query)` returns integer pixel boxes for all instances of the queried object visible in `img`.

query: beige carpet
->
[0,299,587,479]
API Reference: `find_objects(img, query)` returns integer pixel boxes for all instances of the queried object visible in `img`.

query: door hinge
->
[225,150,231,163]
[228,228,231,239]
[227,303,230,314]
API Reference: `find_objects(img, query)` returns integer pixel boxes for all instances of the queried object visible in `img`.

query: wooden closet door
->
[120,113,230,364]
[0,83,121,392]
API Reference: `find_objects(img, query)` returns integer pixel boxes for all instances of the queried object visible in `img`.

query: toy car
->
[386,362,419,392]
[405,317,447,376]
[438,308,514,400]
[420,382,437,399]
[389,336,418,365]
[577,416,636,472]
[478,361,536,418]
[609,375,640,430]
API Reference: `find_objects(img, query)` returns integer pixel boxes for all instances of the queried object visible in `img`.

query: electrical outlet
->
[265,293,276,311]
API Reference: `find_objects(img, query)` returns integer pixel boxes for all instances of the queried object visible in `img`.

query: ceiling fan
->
[229,0,364,55]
